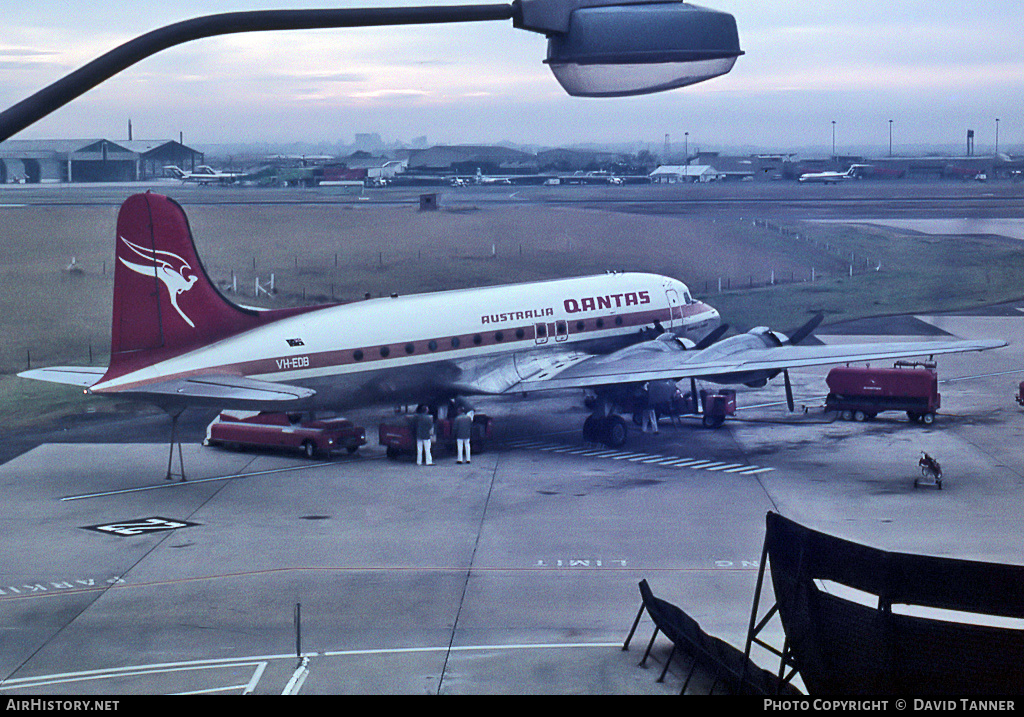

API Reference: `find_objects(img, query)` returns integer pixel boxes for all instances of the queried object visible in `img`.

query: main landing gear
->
[582,413,629,448]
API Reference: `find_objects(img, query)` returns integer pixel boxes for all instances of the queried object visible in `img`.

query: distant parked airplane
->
[163,165,246,185]
[798,166,858,184]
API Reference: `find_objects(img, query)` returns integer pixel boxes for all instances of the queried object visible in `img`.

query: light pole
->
[889,119,893,158]
[831,120,836,161]
[996,118,1000,155]
[0,1,744,142]
[684,131,689,164]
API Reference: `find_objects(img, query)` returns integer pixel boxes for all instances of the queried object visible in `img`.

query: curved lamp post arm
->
[0,1,741,141]
[0,4,515,143]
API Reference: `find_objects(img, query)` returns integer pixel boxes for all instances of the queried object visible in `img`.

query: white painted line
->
[739,467,775,475]
[321,642,622,658]
[174,684,252,695]
[724,465,755,473]
[627,454,660,462]
[662,458,702,467]
[0,659,272,691]
[706,463,745,472]
[681,460,715,469]
[0,643,623,692]
[282,657,310,695]
[638,456,675,464]
[243,662,267,695]
[60,461,339,501]
[609,452,649,460]
[698,462,729,470]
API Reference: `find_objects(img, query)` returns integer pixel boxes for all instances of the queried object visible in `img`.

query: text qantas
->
[565,291,651,313]
[479,291,652,325]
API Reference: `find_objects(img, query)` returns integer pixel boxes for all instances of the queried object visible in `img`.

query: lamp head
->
[516,0,742,97]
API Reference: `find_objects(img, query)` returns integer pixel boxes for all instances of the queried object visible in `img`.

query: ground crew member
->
[415,405,434,466]
[454,407,473,464]
[641,382,659,434]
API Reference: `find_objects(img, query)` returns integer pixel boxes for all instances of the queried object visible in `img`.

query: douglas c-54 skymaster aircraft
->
[21,192,1005,468]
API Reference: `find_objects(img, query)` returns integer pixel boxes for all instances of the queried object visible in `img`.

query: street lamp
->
[0,1,744,142]
[831,120,836,160]
[889,119,893,158]
[996,118,1000,155]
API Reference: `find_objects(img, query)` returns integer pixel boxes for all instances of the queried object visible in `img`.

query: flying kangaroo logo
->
[118,236,199,328]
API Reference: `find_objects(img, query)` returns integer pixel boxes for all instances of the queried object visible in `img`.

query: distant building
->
[692,152,796,181]
[536,148,629,173]
[407,145,539,175]
[118,140,204,180]
[650,164,723,183]
[0,138,203,183]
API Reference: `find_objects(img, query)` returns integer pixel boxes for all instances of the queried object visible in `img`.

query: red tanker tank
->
[825,364,940,424]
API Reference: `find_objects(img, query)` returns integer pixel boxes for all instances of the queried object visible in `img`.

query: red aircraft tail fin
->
[106,192,261,377]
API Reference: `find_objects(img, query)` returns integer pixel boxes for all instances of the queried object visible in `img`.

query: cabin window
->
[428,340,438,352]
[495,332,504,342]
[576,320,585,331]
[615,316,623,326]
[473,334,483,345]
[451,337,461,348]
[405,343,415,354]
[353,349,364,361]
[596,318,605,328]
[379,346,390,357]
[515,328,525,339]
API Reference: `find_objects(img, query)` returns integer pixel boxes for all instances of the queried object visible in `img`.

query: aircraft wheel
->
[302,440,317,459]
[853,410,866,422]
[907,411,919,422]
[602,415,628,448]
[922,413,935,425]
[842,410,853,421]
[582,414,601,443]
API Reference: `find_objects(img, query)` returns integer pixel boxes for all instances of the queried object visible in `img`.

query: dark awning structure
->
[748,512,1024,694]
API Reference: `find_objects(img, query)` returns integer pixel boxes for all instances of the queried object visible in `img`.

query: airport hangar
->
[0,138,203,183]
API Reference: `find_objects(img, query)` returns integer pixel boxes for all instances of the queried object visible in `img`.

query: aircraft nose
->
[706,304,721,328]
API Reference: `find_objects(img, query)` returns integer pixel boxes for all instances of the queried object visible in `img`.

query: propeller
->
[785,312,824,346]
[780,313,822,411]
[694,323,730,350]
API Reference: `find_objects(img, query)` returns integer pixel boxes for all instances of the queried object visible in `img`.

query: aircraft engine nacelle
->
[747,326,788,348]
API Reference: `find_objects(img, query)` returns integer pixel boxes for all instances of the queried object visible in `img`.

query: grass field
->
[2,194,1022,428]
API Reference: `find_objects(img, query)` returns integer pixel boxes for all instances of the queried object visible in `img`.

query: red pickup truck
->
[205,411,366,458]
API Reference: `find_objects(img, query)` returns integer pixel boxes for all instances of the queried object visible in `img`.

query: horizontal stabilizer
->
[19,366,106,388]
[104,374,316,410]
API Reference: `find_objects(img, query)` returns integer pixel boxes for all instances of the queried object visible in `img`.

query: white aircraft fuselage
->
[91,266,718,409]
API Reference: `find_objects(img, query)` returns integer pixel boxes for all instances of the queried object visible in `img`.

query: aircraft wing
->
[512,338,1006,392]
[20,368,316,409]
[19,366,107,387]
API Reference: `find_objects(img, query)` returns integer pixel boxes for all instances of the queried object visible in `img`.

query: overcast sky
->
[2,1,1021,154]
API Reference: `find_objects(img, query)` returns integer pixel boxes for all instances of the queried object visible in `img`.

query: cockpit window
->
[683,290,693,304]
